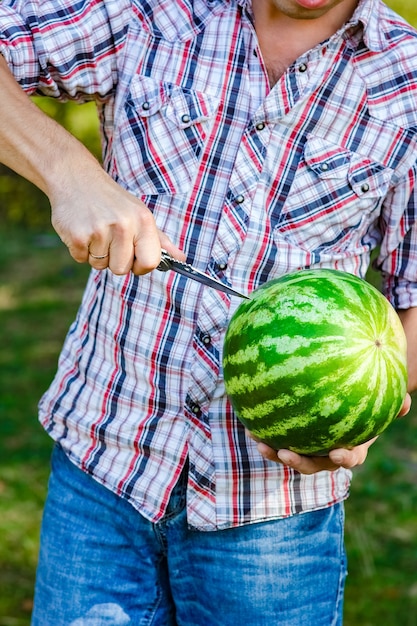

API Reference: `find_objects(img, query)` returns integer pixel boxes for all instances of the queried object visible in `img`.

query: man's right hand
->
[0,54,184,275]
[50,161,185,275]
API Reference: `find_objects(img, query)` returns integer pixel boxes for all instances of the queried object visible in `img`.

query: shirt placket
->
[183,36,339,529]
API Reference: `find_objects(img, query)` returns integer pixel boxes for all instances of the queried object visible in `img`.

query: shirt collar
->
[347,0,389,53]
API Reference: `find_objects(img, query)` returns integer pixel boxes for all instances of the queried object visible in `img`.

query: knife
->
[156,250,249,299]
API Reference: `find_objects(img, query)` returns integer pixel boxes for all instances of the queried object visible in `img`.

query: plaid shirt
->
[2,0,417,530]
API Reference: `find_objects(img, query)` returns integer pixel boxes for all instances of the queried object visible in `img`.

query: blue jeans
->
[32,445,347,625]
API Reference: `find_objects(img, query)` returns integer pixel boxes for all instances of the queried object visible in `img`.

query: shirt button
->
[142,101,150,111]
[218,262,227,271]
[299,63,308,73]
[181,114,191,124]
[201,333,212,346]
[191,403,201,416]
[235,194,245,204]
[361,183,370,193]
[320,163,329,171]
[256,122,265,131]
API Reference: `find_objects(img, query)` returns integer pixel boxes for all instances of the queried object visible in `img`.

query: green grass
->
[344,418,417,625]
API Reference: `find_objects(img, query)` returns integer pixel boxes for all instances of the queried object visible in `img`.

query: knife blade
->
[156,250,250,300]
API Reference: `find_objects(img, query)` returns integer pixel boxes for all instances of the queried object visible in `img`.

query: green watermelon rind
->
[223,269,408,456]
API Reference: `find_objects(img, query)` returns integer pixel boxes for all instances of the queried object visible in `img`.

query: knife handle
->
[156,249,174,272]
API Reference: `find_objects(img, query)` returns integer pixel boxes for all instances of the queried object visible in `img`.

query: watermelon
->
[223,269,408,456]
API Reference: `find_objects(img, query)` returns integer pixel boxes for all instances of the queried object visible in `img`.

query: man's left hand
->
[252,393,411,474]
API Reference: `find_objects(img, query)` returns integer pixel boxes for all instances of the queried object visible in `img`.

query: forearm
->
[397,306,417,393]
[0,54,102,200]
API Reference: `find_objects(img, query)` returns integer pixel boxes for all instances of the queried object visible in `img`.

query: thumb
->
[158,231,186,262]
[398,393,412,418]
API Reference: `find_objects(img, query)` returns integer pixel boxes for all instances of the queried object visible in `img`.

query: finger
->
[130,213,165,276]
[131,227,187,276]
[89,254,110,270]
[258,443,373,474]
[159,231,186,262]
[103,210,159,276]
[328,437,377,469]
[256,439,341,473]
[256,441,284,464]
[56,225,90,264]
[67,243,89,264]
[256,442,340,473]
[277,449,340,474]
[88,241,110,269]
[398,393,411,417]
[55,220,109,266]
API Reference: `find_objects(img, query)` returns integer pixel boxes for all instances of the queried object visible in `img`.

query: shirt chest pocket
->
[275,134,394,255]
[114,75,220,195]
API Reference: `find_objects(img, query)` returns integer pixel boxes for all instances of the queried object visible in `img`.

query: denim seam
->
[331,503,347,626]
[140,576,164,626]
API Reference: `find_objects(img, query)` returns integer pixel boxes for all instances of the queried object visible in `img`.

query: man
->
[0,0,416,623]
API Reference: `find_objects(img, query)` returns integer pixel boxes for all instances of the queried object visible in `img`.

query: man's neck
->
[252,0,359,86]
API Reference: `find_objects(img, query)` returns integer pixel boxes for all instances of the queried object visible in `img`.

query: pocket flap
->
[348,154,393,198]
[166,84,220,128]
[128,75,219,127]
[304,136,351,179]
[128,75,163,117]
[305,134,393,196]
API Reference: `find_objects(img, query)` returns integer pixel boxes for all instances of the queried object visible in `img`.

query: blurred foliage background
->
[1,1,417,624]
[0,98,101,229]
